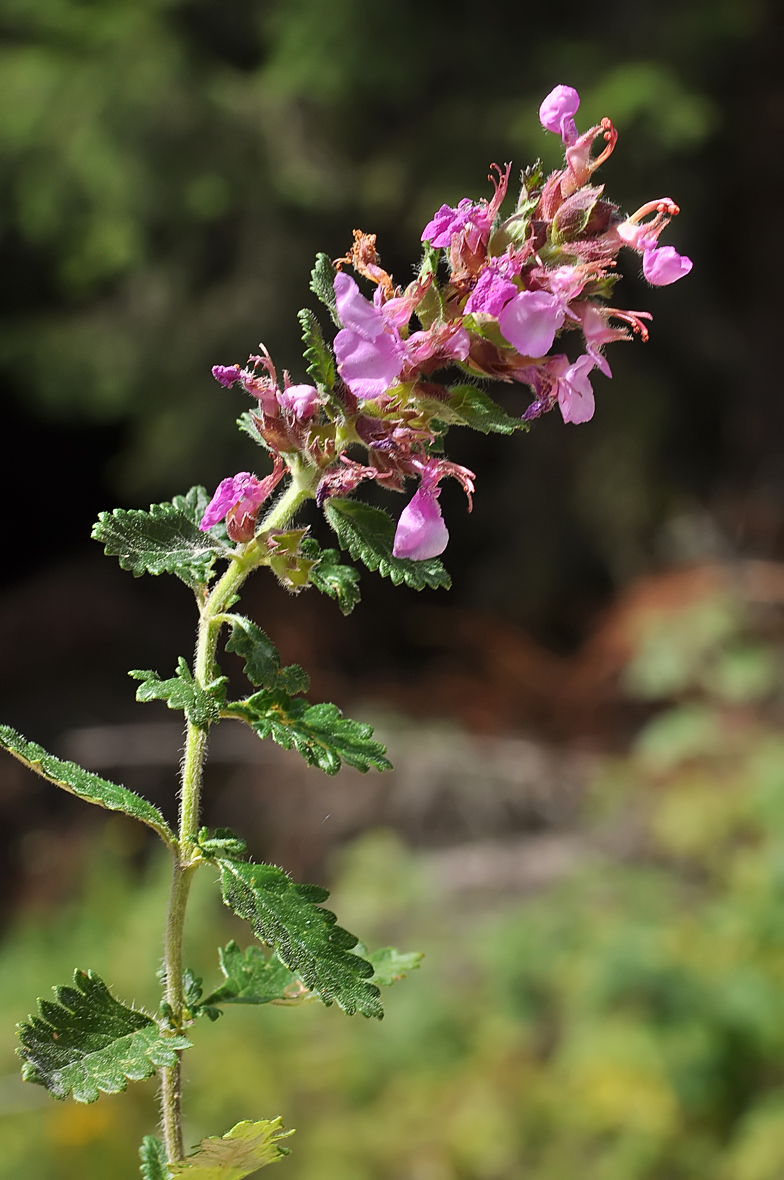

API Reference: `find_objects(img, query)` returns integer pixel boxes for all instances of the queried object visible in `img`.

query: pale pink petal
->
[333,272,386,340]
[278,383,319,419]
[334,327,403,399]
[557,356,596,424]
[392,487,449,560]
[642,246,693,286]
[497,290,566,357]
[539,84,580,144]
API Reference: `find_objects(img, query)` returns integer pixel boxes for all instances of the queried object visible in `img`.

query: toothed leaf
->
[300,539,361,615]
[297,308,335,391]
[140,1136,173,1180]
[130,659,227,727]
[0,725,174,845]
[170,1117,293,1178]
[310,253,339,325]
[224,689,391,775]
[217,860,383,1018]
[17,970,190,1103]
[225,616,309,694]
[324,499,451,590]
[92,495,227,588]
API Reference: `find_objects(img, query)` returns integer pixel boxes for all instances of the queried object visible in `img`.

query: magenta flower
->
[278,383,319,419]
[465,269,518,316]
[200,472,266,531]
[642,245,693,286]
[392,486,449,560]
[555,355,597,424]
[497,290,566,357]
[212,364,242,388]
[420,198,478,247]
[333,272,404,399]
[539,84,580,145]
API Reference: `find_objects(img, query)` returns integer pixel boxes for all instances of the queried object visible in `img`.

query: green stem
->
[158,469,315,1164]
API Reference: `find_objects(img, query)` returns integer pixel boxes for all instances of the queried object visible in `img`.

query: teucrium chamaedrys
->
[0,84,691,1176]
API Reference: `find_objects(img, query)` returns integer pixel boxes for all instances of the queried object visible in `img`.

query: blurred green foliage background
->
[6,580,784,1179]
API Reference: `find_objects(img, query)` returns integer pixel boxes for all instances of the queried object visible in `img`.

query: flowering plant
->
[0,84,690,1178]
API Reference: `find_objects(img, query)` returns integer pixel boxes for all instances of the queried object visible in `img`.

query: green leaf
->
[196,827,248,861]
[202,941,315,1008]
[300,540,361,615]
[217,860,383,1018]
[170,1118,293,1179]
[309,253,339,325]
[360,945,424,987]
[17,970,190,1103]
[130,658,227,727]
[225,616,309,694]
[445,385,526,435]
[0,724,175,847]
[297,308,335,391]
[324,498,451,591]
[202,940,422,1012]
[140,1136,173,1180]
[224,690,391,775]
[92,496,228,589]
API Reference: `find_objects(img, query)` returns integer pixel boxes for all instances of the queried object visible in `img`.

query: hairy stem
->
[159,468,315,1163]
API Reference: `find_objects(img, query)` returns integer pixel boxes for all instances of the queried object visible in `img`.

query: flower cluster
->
[202,85,692,563]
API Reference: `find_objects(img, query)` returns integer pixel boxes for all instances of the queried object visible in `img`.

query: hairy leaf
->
[224,690,391,775]
[202,942,314,1007]
[217,860,383,1018]
[170,1118,293,1179]
[0,724,175,846]
[92,496,227,589]
[131,659,227,727]
[324,499,451,590]
[309,253,339,325]
[446,385,525,435]
[196,827,248,860]
[300,539,361,615]
[225,616,309,694]
[140,1136,173,1180]
[297,308,335,390]
[18,970,190,1103]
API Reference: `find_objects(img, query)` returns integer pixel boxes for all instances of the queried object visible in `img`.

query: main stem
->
[159,471,315,1163]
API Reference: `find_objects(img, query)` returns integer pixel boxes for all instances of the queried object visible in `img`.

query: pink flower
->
[200,472,266,531]
[405,324,470,368]
[212,364,242,388]
[642,245,693,286]
[333,272,405,399]
[421,199,477,247]
[555,355,597,424]
[465,269,518,316]
[539,84,580,145]
[278,383,319,419]
[497,290,566,357]
[392,486,449,560]
[200,456,287,540]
